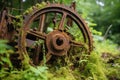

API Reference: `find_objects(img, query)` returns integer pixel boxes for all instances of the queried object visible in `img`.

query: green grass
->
[0,38,120,80]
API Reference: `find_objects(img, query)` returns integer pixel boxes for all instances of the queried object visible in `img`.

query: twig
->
[103,24,112,40]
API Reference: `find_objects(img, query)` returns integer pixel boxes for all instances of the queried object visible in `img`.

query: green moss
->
[47,67,76,80]
[23,2,47,15]
[95,39,119,56]
[82,51,108,80]
[12,15,23,28]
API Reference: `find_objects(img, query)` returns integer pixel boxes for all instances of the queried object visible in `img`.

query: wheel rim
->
[19,3,93,66]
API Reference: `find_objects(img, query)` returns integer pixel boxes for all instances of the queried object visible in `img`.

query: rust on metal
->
[0,9,16,41]
[46,30,70,56]
[0,2,93,66]
[19,3,93,66]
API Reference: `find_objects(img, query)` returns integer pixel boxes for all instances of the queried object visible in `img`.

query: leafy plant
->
[1,66,48,80]
[0,40,13,68]
[95,39,119,56]
[83,51,108,80]
[0,40,14,78]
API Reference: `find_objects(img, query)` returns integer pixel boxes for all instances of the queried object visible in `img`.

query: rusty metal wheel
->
[19,3,93,66]
[0,9,22,68]
[0,9,15,41]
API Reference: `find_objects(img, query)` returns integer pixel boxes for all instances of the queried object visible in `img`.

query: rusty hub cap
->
[46,30,70,56]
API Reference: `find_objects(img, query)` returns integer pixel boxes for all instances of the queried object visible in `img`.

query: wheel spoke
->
[58,12,67,30]
[70,40,84,47]
[40,52,52,65]
[33,45,42,65]
[38,14,46,32]
[45,52,52,62]
[27,29,46,40]
[31,14,46,65]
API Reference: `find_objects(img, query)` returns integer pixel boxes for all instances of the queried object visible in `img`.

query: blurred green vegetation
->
[0,0,120,80]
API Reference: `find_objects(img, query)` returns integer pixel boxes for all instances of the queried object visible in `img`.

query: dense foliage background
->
[0,0,120,80]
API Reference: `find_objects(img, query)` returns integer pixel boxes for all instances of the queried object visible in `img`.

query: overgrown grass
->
[0,37,120,80]
[95,39,119,56]
[0,40,48,80]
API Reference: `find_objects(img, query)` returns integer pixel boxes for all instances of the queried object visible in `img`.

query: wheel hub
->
[46,30,70,56]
